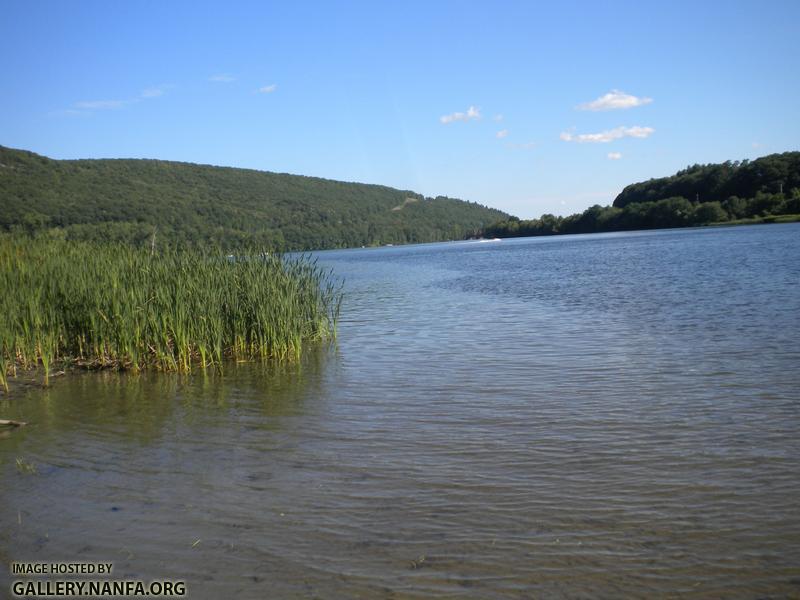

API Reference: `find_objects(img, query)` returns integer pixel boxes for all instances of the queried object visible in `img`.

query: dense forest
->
[613,152,800,208]
[0,146,507,250]
[484,152,800,238]
[3,146,798,248]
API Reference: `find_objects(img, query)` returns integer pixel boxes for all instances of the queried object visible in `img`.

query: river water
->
[2,224,799,598]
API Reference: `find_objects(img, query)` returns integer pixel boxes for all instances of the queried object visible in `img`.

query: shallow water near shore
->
[2,224,799,598]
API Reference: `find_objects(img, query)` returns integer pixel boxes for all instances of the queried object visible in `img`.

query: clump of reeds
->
[16,457,38,474]
[0,236,341,392]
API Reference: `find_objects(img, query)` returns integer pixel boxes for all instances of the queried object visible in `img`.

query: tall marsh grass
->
[0,236,341,392]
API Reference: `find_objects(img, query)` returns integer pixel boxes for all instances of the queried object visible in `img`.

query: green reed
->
[0,236,342,391]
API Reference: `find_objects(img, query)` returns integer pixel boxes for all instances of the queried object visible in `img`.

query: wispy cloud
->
[140,84,174,99]
[507,141,536,150]
[496,129,509,139]
[578,90,652,111]
[209,74,236,83]
[141,88,164,98]
[258,84,277,94]
[74,99,128,110]
[60,84,171,116]
[752,141,764,149]
[48,108,91,118]
[560,126,654,143]
[607,152,623,160]
[492,114,504,122]
[440,105,481,124]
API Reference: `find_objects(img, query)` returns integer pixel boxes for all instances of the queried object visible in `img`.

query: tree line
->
[0,146,507,250]
[484,152,800,238]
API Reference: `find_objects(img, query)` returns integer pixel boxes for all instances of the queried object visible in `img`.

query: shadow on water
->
[1,343,333,437]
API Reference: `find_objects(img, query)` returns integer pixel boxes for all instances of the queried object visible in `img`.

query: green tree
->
[691,201,727,224]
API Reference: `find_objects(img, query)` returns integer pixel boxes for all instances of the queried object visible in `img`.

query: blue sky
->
[2,1,799,218]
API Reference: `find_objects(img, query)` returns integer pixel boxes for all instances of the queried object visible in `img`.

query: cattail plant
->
[0,236,342,392]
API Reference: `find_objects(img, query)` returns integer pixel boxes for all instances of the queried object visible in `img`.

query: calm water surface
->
[2,224,799,598]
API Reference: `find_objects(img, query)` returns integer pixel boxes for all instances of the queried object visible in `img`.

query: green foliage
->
[691,201,727,224]
[722,196,748,219]
[784,189,800,214]
[0,236,342,392]
[613,152,800,208]
[484,152,800,239]
[0,146,507,250]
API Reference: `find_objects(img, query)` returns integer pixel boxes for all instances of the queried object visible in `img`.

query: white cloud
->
[607,152,623,160]
[496,129,509,139]
[258,84,277,94]
[60,84,171,116]
[74,99,128,110]
[140,84,174,99]
[492,114,504,122]
[560,125,654,143]
[440,105,481,124]
[578,90,653,111]
[49,109,90,118]
[141,88,164,98]
[62,85,170,116]
[209,74,235,83]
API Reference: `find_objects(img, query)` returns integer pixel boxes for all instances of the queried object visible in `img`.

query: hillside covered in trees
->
[0,146,507,250]
[613,152,800,208]
[484,152,800,239]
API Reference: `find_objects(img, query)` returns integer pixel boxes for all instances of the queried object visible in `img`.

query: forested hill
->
[613,152,800,208]
[0,146,507,250]
[482,151,800,239]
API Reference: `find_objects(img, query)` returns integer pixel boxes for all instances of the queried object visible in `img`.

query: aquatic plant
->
[0,236,341,391]
[15,457,37,474]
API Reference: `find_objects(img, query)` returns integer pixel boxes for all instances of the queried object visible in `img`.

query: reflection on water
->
[2,224,800,598]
